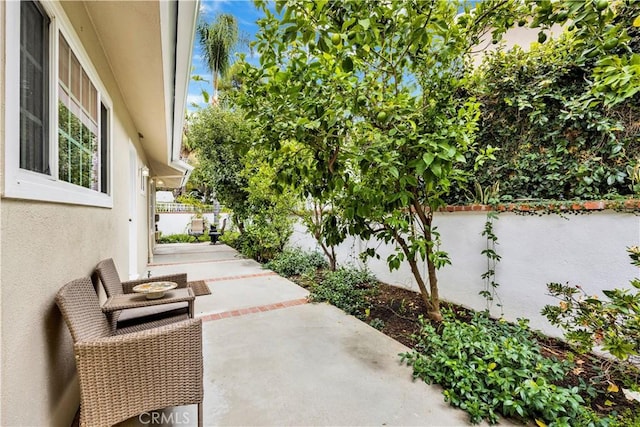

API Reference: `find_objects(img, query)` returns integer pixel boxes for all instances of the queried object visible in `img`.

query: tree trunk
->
[391,229,441,321]
[212,73,219,105]
[424,233,442,321]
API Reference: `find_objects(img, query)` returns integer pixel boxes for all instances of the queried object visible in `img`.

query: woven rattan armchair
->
[56,277,203,427]
[93,258,193,332]
[95,258,189,296]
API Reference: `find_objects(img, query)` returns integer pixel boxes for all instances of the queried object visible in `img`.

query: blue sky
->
[187,0,264,110]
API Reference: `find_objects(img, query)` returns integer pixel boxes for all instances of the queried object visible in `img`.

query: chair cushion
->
[116,302,189,329]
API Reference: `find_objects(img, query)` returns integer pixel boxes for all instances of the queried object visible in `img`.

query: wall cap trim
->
[440,199,640,213]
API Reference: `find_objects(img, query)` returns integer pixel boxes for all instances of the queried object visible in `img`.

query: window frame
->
[4,0,113,208]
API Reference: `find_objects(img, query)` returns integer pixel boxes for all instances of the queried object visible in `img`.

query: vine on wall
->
[480,211,503,313]
[448,29,640,205]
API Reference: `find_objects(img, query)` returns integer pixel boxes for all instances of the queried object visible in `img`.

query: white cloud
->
[200,0,231,17]
[186,93,208,110]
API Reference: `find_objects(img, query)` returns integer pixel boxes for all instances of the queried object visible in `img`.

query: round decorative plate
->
[132,281,177,299]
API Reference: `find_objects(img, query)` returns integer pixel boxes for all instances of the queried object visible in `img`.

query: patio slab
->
[199,302,496,426]
[116,243,518,427]
[193,274,309,317]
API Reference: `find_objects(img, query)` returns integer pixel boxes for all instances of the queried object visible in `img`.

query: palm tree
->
[197,14,239,105]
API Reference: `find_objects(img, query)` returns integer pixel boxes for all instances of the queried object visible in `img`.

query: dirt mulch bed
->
[366,282,640,419]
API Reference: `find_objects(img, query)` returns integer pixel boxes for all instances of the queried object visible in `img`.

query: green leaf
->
[358,18,370,31]
[342,57,354,72]
[423,153,435,167]
[431,162,442,178]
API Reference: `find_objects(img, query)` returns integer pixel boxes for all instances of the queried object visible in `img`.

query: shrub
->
[401,310,597,426]
[309,267,377,319]
[218,230,240,248]
[234,218,293,263]
[542,246,640,361]
[265,249,328,277]
[158,233,203,244]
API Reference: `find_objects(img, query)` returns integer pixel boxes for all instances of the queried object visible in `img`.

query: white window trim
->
[3,0,113,208]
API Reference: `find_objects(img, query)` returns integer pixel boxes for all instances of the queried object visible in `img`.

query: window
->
[20,1,50,174]
[5,0,112,207]
[58,34,99,191]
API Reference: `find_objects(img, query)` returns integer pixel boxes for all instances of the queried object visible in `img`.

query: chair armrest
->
[101,288,195,313]
[74,319,203,426]
[122,273,188,293]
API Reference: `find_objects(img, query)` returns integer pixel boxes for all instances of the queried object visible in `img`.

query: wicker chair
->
[93,258,192,333]
[55,277,203,427]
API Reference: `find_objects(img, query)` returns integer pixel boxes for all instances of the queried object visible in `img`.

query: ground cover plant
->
[308,267,378,319]
[402,311,595,426]
[158,233,209,244]
[265,248,328,277]
[266,248,640,426]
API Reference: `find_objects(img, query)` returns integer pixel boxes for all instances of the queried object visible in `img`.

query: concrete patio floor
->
[118,242,517,427]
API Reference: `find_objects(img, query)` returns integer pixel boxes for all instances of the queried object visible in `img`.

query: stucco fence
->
[288,205,640,337]
[155,202,229,237]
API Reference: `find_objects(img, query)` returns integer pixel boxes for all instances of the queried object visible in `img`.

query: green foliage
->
[401,310,597,426]
[197,13,239,102]
[158,234,202,244]
[232,149,296,263]
[188,106,252,219]
[309,267,378,319]
[175,194,209,212]
[449,32,640,204]
[238,0,526,320]
[265,248,328,277]
[480,212,502,312]
[529,0,640,107]
[542,246,640,361]
[188,105,297,263]
[369,318,386,331]
[218,230,240,248]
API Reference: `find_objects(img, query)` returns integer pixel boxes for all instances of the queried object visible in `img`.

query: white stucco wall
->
[156,212,218,236]
[289,210,640,337]
[0,2,5,424]
[0,3,153,426]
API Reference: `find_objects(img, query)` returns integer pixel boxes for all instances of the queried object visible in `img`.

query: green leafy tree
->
[238,0,524,320]
[187,106,251,229]
[235,149,297,262]
[197,14,239,104]
[188,106,297,261]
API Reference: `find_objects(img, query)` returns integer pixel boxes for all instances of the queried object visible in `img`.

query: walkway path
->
[119,243,515,427]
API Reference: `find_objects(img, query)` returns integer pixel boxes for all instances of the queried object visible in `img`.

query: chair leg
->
[197,402,203,427]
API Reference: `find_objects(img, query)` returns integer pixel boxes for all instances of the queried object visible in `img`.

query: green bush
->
[218,230,240,248]
[158,233,205,243]
[401,310,598,426]
[309,267,377,319]
[542,246,640,370]
[265,249,328,277]
[234,218,293,263]
[448,34,640,204]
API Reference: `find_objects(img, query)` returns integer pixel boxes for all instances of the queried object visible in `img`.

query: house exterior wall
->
[0,1,4,424]
[290,210,640,337]
[0,2,153,425]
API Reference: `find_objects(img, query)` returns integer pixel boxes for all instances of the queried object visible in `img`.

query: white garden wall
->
[157,213,217,235]
[289,209,640,337]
